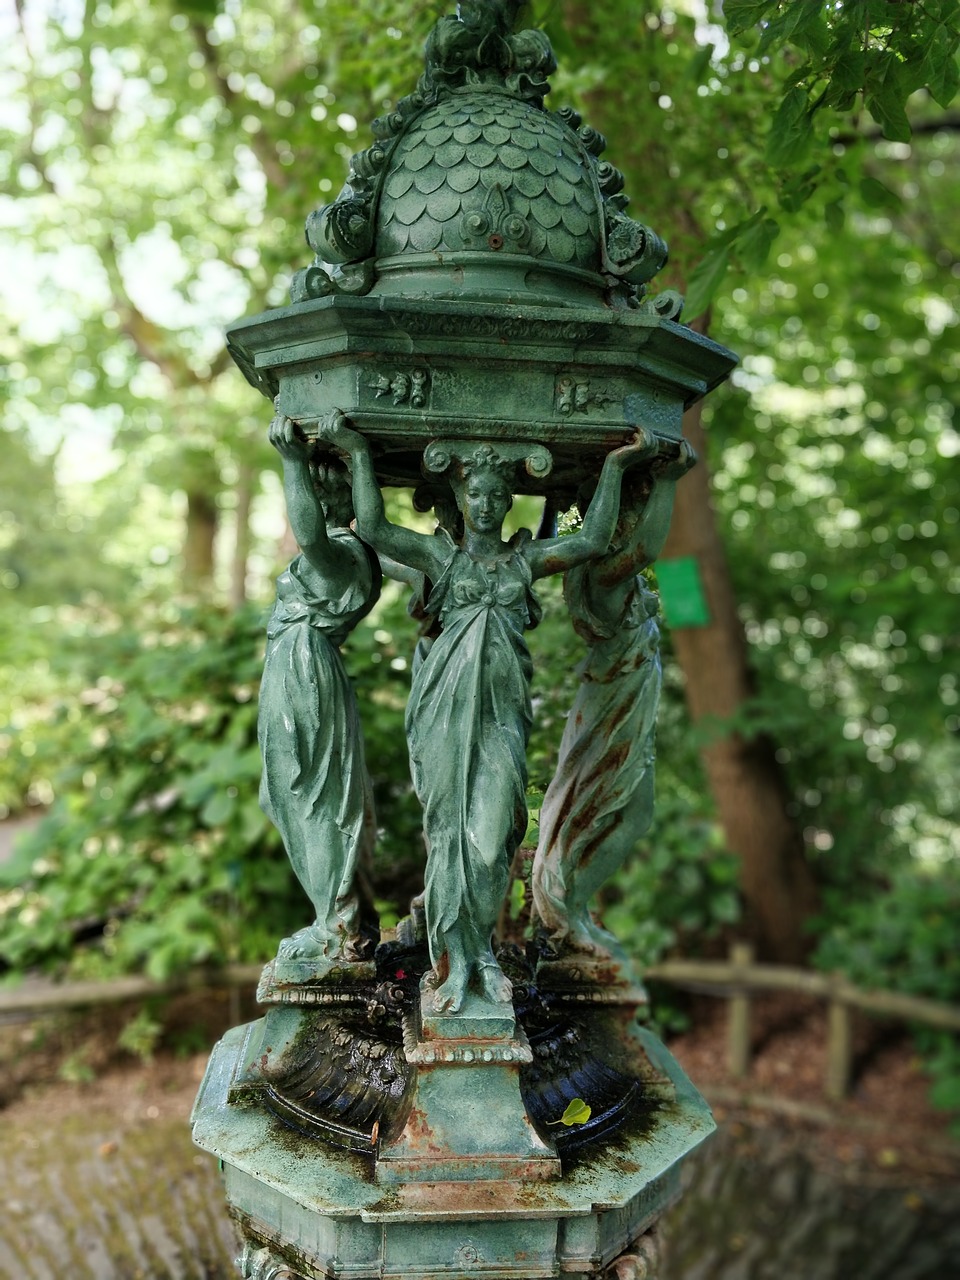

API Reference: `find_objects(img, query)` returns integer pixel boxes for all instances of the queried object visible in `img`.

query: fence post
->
[826,982,853,1101]
[727,942,754,1079]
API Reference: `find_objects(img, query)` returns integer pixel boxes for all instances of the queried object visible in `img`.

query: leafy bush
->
[0,591,421,980]
[0,607,89,820]
[599,791,741,968]
[814,862,960,1006]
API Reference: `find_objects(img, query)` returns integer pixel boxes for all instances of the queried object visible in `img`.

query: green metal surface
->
[531,445,696,954]
[257,415,380,972]
[226,294,735,495]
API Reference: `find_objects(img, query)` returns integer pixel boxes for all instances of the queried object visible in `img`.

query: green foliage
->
[58,1048,96,1085]
[117,1005,164,1062]
[508,875,527,923]
[726,0,960,133]
[555,1097,592,1127]
[0,593,418,979]
[600,792,742,970]
[814,862,960,1129]
[1,602,276,977]
[814,863,960,1006]
[928,1039,960,1126]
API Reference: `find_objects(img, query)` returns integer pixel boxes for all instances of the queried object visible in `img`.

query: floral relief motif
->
[556,376,616,416]
[368,368,431,409]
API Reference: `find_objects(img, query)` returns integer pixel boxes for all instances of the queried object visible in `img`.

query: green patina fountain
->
[191,3,737,1277]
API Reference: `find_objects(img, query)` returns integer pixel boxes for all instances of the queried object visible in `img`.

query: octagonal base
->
[193,1013,713,1280]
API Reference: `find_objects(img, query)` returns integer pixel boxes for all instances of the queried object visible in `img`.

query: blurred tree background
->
[0,0,957,1094]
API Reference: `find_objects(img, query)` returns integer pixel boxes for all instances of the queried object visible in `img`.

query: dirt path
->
[0,1055,236,1279]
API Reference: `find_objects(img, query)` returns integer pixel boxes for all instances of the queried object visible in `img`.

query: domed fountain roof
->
[375,89,602,274]
[291,1,669,308]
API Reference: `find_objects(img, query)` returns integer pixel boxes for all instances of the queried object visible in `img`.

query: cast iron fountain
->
[192,3,737,1276]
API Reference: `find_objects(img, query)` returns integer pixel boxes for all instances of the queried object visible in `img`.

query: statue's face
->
[460,469,511,535]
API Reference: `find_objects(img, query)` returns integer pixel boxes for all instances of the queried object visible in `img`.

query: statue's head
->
[310,456,355,529]
[449,445,515,536]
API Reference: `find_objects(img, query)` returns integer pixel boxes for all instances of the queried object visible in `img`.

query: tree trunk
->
[663,398,820,962]
[229,464,257,609]
[183,490,218,594]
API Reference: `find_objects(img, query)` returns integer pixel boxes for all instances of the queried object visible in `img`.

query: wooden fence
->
[3,947,959,1103]
[646,942,960,1101]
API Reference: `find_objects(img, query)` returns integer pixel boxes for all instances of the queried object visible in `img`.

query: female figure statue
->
[258,412,381,966]
[532,445,694,957]
[319,411,654,1012]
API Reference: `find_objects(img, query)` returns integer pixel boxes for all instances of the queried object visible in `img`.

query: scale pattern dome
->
[376,91,602,271]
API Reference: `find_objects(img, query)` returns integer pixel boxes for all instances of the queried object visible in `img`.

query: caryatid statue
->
[258,412,381,967]
[319,413,657,1012]
[532,444,696,958]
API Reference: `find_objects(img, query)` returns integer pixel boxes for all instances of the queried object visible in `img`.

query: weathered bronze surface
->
[193,2,737,1276]
[257,414,381,973]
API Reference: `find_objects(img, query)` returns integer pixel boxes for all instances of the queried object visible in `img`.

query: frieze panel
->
[391,310,605,344]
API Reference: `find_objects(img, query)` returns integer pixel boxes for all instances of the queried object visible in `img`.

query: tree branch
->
[189,20,291,192]
[99,233,221,390]
[13,0,61,196]
[831,110,960,148]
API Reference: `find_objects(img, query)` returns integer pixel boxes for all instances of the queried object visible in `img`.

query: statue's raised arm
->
[258,411,381,973]
[590,440,696,591]
[524,429,660,580]
[315,412,450,584]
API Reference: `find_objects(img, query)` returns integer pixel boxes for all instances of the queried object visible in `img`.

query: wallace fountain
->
[191,3,738,1277]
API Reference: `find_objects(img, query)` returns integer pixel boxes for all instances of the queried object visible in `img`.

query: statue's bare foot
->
[277,926,330,962]
[478,960,513,1004]
[424,947,471,1011]
[429,972,469,1013]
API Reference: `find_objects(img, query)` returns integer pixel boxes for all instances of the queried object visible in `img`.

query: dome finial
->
[419,0,555,106]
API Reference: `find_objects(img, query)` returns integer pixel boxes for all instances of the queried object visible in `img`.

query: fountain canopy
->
[226,0,736,493]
